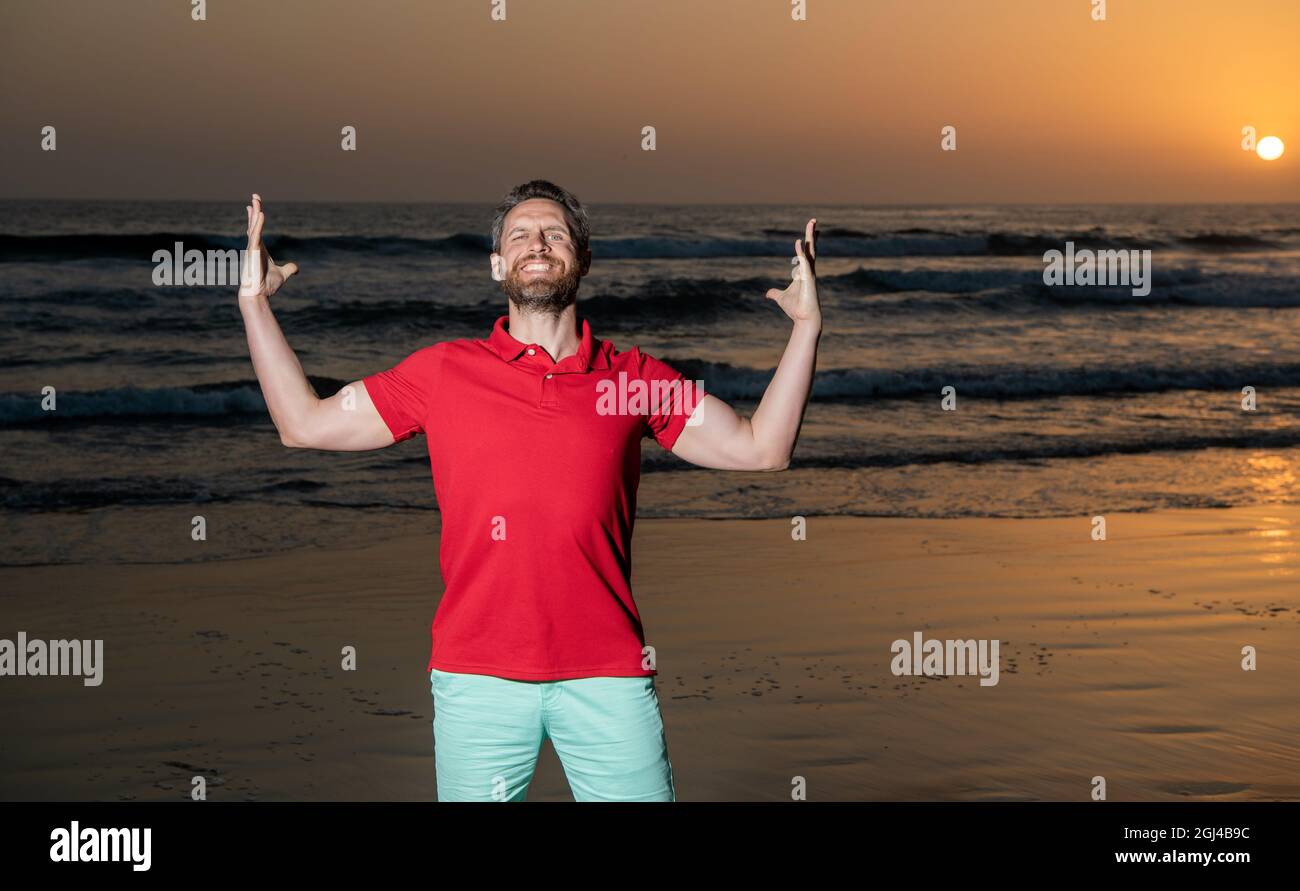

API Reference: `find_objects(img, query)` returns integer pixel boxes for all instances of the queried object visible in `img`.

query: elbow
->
[279,426,305,449]
[760,453,790,472]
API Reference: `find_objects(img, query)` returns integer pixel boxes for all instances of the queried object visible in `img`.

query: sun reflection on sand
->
[1245,454,1297,498]
[1244,469,1297,573]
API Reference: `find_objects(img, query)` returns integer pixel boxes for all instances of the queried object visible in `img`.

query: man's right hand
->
[239,193,300,299]
[235,192,396,451]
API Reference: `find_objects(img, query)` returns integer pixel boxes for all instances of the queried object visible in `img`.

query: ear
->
[490,254,504,281]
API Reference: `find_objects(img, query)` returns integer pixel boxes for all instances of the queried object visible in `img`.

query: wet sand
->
[2,506,1298,801]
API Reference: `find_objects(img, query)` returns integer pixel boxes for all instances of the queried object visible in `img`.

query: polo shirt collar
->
[488,314,611,372]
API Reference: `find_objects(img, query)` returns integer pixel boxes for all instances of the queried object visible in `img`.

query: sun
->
[1257,136,1285,161]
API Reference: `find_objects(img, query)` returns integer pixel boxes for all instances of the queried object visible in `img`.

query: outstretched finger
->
[792,241,811,281]
[281,261,299,278]
[250,209,265,248]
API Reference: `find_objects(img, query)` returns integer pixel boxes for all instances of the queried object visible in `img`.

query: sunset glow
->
[1258,136,1286,161]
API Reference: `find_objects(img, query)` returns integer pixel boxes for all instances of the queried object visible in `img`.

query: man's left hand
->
[765,218,820,327]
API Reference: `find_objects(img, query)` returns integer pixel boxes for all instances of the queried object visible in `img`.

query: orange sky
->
[1,0,1296,202]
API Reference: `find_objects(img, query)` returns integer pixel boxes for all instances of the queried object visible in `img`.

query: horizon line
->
[2,198,1299,207]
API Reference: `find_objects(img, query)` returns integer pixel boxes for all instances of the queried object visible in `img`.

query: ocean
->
[3,200,1299,565]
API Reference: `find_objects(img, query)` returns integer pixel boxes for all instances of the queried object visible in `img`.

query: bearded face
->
[499,251,583,316]
[494,198,589,316]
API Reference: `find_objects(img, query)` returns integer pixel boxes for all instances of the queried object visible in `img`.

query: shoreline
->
[2,505,1297,801]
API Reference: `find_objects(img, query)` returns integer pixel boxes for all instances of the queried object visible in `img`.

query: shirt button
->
[527,348,536,356]
[545,373,553,379]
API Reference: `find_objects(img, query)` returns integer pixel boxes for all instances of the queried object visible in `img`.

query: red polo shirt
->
[362,314,706,681]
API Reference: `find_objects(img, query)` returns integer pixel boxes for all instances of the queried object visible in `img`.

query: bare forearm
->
[749,319,821,468]
[238,293,320,442]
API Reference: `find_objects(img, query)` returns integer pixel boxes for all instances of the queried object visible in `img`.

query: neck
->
[506,303,581,362]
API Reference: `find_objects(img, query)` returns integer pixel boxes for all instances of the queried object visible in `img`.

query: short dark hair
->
[490,179,590,257]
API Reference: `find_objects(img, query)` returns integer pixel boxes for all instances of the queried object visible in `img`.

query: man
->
[236,180,820,801]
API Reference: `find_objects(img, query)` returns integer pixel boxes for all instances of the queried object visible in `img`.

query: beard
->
[499,257,582,316]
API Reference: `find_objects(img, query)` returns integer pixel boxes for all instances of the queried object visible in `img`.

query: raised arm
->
[237,194,396,451]
[670,219,820,471]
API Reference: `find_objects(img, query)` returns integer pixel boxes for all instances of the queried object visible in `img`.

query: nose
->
[520,244,554,268]
[523,231,550,254]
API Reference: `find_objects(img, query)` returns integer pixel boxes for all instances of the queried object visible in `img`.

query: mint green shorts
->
[429,667,676,802]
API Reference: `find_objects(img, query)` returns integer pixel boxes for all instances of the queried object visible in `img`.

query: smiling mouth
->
[521,262,555,274]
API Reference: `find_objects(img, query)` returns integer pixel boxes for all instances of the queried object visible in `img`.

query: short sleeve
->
[637,349,708,450]
[362,344,443,443]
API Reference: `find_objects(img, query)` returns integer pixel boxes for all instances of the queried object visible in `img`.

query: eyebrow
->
[507,224,569,235]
